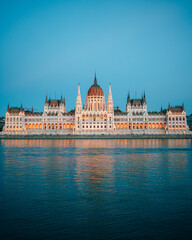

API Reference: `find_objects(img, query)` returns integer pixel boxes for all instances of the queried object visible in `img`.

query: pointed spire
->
[7,103,10,111]
[45,93,48,103]
[182,102,185,111]
[94,72,97,85]
[63,97,65,105]
[161,105,163,112]
[109,83,112,94]
[127,91,130,103]
[168,102,171,111]
[76,84,82,113]
[107,83,113,112]
[77,83,81,96]
[143,91,146,103]
[20,102,23,111]
[60,93,63,103]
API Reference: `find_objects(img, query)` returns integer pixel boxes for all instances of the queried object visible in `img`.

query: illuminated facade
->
[2,74,190,135]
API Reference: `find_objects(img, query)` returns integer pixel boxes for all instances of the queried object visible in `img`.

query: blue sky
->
[0,0,192,115]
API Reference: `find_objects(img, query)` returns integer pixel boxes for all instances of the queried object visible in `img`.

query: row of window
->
[169,117,185,121]
[82,121,112,124]
[25,119,72,122]
[81,114,108,117]
[6,117,22,122]
[82,125,109,129]
[25,119,41,122]
[169,124,186,128]
[148,118,166,121]
[6,124,22,126]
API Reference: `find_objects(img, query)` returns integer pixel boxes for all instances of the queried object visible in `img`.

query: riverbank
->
[0,134,192,139]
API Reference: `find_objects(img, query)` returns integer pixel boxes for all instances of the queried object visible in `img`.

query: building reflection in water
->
[1,139,191,199]
[1,138,190,149]
[74,147,115,199]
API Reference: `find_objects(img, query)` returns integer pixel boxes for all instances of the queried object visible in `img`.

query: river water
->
[0,139,192,240]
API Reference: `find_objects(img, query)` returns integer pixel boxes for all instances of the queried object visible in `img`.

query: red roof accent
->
[49,100,60,106]
[131,99,142,106]
[87,84,104,96]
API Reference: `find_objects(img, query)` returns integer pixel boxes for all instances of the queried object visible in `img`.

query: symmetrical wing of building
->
[3,74,190,135]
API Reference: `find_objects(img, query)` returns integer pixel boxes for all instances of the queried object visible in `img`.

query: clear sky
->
[0,0,192,116]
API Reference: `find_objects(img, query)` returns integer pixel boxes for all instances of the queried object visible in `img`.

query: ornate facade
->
[2,74,190,135]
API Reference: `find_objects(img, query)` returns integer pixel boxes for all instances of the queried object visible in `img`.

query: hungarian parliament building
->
[2,74,190,135]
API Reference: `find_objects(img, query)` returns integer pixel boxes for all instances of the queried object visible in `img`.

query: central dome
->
[87,74,104,96]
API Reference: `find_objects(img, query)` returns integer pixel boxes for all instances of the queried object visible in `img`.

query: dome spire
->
[94,72,97,85]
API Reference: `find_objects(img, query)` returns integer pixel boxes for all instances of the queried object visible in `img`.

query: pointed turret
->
[161,105,163,112]
[60,94,63,103]
[107,83,113,112]
[20,103,24,112]
[63,97,66,106]
[126,92,131,112]
[143,91,146,104]
[168,102,171,111]
[45,94,48,103]
[94,73,97,85]
[182,102,185,111]
[31,106,33,114]
[127,92,130,104]
[75,84,82,113]
[7,103,10,112]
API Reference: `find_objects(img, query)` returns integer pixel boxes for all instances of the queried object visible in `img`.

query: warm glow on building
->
[2,74,190,136]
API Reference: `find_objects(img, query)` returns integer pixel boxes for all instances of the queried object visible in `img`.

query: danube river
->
[0,139,192,240]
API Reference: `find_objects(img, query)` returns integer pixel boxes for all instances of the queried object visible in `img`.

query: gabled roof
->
[168,106,184,113]
[62,110,75,116]
[25,110,43,116]
[7,107,23,114]
[114,109,127,116]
